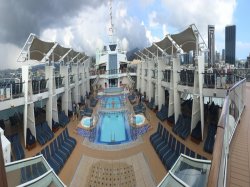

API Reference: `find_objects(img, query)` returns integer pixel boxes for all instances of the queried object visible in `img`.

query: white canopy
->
[138,25,200,59]
[18,34,87,63]
[170,26,196,53]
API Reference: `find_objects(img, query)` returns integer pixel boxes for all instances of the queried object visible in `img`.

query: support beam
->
[41,43,58,62]
[58,49,72,62]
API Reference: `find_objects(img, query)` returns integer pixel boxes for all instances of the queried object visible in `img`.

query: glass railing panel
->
[171,155,211,187]
[5,155,51,187]
[158,172,185,187]
[18,170,65,187]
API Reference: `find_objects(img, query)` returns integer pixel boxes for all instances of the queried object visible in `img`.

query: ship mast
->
[109,0,115,43]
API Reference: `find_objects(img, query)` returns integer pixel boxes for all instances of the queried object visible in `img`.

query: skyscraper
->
[225,25,236,65]
[208,25,215,66]
[221,49,225,61]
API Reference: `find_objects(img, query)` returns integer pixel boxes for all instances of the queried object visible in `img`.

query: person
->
[76,103,80,120]
[72,102,76,121]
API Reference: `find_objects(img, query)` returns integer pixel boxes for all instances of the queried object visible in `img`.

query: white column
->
[136,63,141,91]
[140,62,145,94]
[198,53,205,140]
[173,55,181,123]
[79,63,85,99]
[168,67,175,117]
[60,65,69,116]
[157,58,165,110]
[45,65,54,129]
[22,65,36,147]
[191,66,200,134]
[72,63,80,103]
[85,59,90,93]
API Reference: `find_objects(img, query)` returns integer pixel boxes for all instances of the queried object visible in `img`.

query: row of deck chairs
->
[150,123,206,170]
[204,124,217,153]
[38,128,76,174]
[36,121,54,145]
[81,107,93,117]
[173,114,192,140]
[58,111,70,127]
[133,102,146,114]
[147,97,155,110]
[167,114,175,124]
[90,98,98,107]
[9,112,23,126]
[191,121,202,143]
[26,128,36,150]
[156,104,168,121]
[128,94,136,104]
[8,133,25,160]
[20,161,47,184]
[0,119,5,130]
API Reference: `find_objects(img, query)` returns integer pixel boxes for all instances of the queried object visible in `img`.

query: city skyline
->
[0,0,249,69]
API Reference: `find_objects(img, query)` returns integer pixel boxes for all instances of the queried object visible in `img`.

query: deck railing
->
[208,78,246,187]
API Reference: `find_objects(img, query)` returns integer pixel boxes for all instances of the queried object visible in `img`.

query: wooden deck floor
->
[19,100,212,186]
[227,84,250,187]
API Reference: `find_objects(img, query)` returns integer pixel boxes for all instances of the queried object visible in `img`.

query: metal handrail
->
[207,78,246,187]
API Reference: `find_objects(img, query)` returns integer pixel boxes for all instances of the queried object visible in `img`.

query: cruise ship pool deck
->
[18,97,213,186]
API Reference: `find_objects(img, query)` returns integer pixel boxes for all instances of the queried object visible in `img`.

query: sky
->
[0,0,249,69]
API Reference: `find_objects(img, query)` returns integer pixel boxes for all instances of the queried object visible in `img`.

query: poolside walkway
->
[227,83,250,187]
[23,100,212,186]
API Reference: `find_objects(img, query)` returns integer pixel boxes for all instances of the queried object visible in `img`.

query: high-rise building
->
[221,49,225,61]
[247,53,250,68]
[215,51,220,63]
[225,25,236,65]
[208,25,215,66]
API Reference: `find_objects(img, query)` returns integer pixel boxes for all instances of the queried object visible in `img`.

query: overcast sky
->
[0,0,249,69]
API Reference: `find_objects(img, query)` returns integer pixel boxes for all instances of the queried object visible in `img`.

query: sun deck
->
[7,98,211,186]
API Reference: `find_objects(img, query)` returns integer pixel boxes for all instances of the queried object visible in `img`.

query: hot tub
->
[134,114,145,126]
[81,117,93,128]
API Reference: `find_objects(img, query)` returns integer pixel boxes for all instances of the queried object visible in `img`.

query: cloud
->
[139,0,155,7]
[161,0,237,34]
[149,11,159,28]
[0,43,21,69]
[40,1,149,55]
[0,0,240,69]
[0,0,104,46]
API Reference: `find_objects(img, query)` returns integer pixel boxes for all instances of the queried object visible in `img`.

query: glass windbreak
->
[171,155,211,187]
[158,173,185,187]
[18,171,65,187]
[5,155,64,187]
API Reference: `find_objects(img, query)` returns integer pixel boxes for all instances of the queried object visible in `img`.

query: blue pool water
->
[104,87,124,93]
[104,96,121,109]
[96,112,131,144]
[135,115,143,124]
[81,118,92,128]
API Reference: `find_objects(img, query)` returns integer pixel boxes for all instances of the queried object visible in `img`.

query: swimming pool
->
[104,87,124,93]
[96,112,131,144]
[101,95,126,109]
[104,96,121,109]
